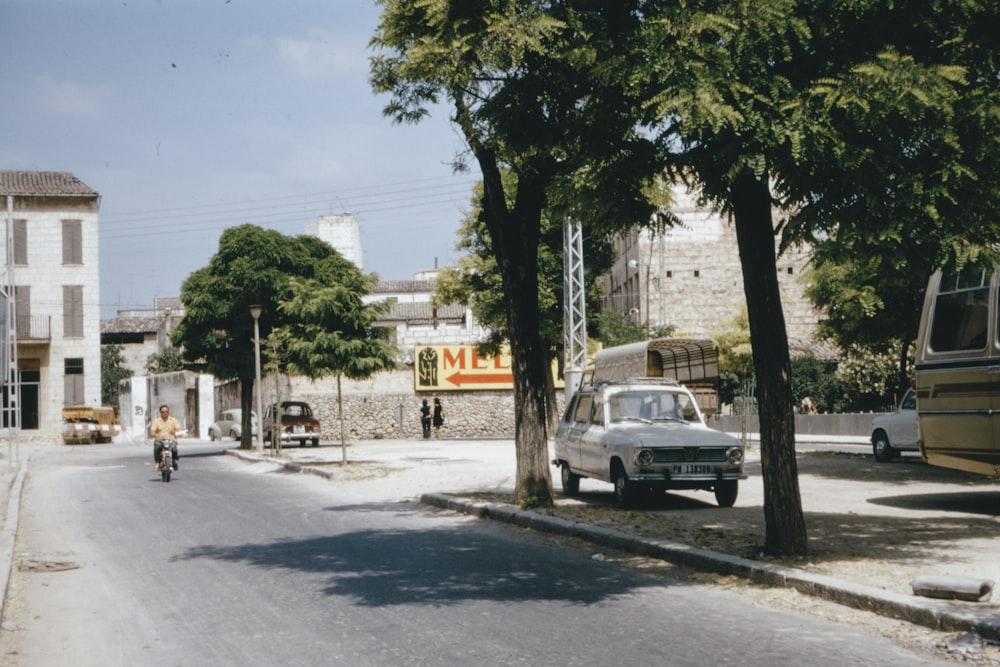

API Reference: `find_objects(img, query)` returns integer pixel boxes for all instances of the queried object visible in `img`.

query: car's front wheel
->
[560,463,580,496]
[714,479,738,507]
[612,462,639,509]
[872,431,895,463]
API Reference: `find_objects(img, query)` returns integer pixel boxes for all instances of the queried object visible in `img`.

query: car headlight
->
[635,449,654,466]
[727,447,744,465]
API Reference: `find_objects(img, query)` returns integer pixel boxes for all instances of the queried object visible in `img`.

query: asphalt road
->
[2,440,956,666]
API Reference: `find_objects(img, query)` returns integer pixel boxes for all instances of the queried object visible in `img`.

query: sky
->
[0,0,479,318]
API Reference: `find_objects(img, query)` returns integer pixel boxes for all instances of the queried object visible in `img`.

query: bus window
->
[928,267,990,352]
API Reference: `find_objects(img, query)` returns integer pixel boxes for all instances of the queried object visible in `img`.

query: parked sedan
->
[263,401,322,447]
[553,379,746,508]
[870,388,918,462]
[208,409,257,441]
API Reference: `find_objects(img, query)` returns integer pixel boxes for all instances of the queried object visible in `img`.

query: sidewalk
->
[0,441,27,625]
[228,436,1000,641]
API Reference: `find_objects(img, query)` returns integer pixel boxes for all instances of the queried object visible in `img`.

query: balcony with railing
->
[16,315,51,341]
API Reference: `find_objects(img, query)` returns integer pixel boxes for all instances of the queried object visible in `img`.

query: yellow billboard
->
[414,345,562,391]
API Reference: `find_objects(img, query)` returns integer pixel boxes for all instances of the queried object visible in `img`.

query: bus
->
[913,263,1000,476]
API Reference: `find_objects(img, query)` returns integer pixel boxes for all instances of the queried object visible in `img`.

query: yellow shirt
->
[149,416,181,439]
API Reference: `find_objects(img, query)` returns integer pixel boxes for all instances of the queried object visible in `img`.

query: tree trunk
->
[456,95,555,508]
[731,171,808,556]
[338,374,347,464]
[506,284,555,508]
[239,376,255,450]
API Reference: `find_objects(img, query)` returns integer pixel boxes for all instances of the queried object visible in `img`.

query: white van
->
[913,264,999,476]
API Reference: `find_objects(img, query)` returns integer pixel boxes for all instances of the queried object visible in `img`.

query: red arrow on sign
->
[446,371,514,387]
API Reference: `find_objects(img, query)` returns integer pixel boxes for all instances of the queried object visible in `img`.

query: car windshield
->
[283,403,311,417]
[608,389,693,423]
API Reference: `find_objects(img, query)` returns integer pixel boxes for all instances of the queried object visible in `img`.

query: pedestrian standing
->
[432,397,444,438]
[419,399,431,439]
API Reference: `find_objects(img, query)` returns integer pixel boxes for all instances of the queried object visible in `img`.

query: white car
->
[870,389,918,462]
[208,408,257,441]
[553,379,746,508]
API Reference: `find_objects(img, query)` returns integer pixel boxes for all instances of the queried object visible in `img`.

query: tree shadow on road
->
[174,519,691,607]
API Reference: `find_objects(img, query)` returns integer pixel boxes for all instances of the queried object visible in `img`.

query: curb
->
[0,458,28,625]
[224,448,339,481]
[420,492,1000,641]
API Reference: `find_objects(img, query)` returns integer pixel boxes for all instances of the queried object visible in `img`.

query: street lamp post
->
[249,304,264,452]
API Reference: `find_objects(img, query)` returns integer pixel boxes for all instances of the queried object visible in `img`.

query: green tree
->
[101,344,132,408]
[643,0,1000,555]
[372,2,661,507]
[172,225,343,449]
[435,179,615,427]
[803,251,923,403]
[711,308,754,411]
[789,355,844,414]
[271,259,398,462]
[145,347,185,375]
[596,310,676,348]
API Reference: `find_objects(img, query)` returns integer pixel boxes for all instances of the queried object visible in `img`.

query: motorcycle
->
[154,438,179,482]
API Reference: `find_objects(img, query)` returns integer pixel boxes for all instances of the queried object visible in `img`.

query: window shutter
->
[13,220,27,265]
[63,285,84,337]
[62,220,83,265]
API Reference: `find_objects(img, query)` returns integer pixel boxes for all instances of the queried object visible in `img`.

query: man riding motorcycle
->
[149,405,180,471]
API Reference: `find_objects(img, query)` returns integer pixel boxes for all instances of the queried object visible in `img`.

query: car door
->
[558,393,592,472]
[578,393,608,479]
[890,389,918,448]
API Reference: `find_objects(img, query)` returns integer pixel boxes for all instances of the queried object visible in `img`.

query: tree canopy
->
[101,344,132,408]
[637,0,1000,555]
[272,260,398,455]
[372,0,663,506]
[172,224,378,448]
[372,0,1000,553]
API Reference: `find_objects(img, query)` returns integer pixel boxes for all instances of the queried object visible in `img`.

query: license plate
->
[294,425,305,434]
[669,464,712,475]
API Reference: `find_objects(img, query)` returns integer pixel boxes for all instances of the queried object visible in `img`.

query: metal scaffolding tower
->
[563,218,586,399]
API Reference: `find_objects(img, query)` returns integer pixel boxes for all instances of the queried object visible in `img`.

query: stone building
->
[0,170,102,440]
[100,296,184,376]
[602,186,820,353]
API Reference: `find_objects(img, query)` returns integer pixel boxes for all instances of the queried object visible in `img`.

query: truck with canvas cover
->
[62,405,121,444]
[585,338,720,415]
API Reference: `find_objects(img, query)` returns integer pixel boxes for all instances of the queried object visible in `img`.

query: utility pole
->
[563,219,586,401]
[3,195,20,467]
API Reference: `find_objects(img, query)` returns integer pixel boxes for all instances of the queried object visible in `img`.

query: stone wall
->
[214,369,879,441]
[215,369,543,440]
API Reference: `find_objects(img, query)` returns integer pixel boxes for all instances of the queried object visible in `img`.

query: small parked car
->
[870,388,918,462]
[208,409,257,441]
[553,379,746,508]
[263,401,322,447]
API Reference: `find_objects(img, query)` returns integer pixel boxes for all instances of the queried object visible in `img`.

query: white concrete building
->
[366,278,488,362]
[1,170,102,440]
[306,213,363,269]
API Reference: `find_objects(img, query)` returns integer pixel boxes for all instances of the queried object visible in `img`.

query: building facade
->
[602,186,820,353]
[100,296,184,377]
[1,170,102,440]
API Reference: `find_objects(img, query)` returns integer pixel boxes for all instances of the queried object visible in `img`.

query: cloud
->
[275,29,363,79]
[34,73,110,118]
